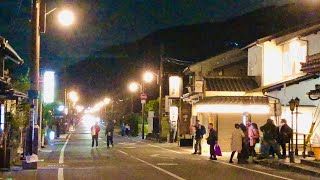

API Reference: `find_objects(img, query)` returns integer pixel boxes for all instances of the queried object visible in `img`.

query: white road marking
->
[150,154,174,160]
[58,168,64,180]
[130,156,185,180]
[157,163,178,166]
[214,161,293,180]
[57,133,72,180]
[117,150,129,155]
[147,144,181,154]
[124,147,137,149]
[59,134,72,164]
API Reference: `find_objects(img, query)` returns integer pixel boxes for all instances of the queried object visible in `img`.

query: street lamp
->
[289,98,295,163]
[294,97,300,156]
[128,82,146,139]
[129,82,141,93]
[69,91,79,104]
[26,0,75,167]
[57,9,75,26]
[103,98,111,105]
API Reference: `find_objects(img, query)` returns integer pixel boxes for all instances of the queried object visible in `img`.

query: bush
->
[123,113,141,137]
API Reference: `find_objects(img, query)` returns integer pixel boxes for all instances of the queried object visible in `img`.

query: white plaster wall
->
[306,32,320,56]
[263,41,283,86]
[248,45,263,76]
[268,77,320,106]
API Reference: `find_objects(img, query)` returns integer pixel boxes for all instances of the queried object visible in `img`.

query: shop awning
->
[196,96,270,114]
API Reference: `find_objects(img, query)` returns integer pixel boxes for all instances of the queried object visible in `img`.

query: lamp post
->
[294,97,300,156]
[27,0,75,167]
[128,82,145,139]
[289,99,295,163]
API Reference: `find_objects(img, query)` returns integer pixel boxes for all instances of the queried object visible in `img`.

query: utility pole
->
[24,0,40,169]
[158,44,164,142]
[142,82,145,139]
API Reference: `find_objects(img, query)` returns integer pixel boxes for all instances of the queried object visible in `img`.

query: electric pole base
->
[22,161,37,170]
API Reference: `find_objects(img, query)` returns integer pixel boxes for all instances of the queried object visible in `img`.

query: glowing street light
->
[103,98,111,105]
[69,91,79,104]
[58,9,75,26]
[129,82,141,92]
[143,71,154,83]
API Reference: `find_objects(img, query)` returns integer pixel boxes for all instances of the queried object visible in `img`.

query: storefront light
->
[196,104,270,114]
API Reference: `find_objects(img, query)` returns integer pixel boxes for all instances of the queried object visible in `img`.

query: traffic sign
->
[140,93,147,100]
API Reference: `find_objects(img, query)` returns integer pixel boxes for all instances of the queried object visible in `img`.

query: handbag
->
[215,144,222,156]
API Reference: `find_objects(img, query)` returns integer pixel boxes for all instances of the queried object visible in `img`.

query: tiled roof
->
[205,76,258,92]
[196,96,268,105]
[301,53,320,73]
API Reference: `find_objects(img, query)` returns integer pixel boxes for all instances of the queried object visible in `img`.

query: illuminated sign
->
[43,71,55,103]
[170,106,178,122]
[169,76,183,98]
[0,104,4,130]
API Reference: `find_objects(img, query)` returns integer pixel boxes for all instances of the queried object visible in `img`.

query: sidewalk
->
[253,155,320,177]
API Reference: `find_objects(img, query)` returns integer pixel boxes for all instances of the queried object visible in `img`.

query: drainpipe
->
[263,92,281,125]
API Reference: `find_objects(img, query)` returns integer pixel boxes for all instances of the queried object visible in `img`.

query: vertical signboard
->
[169,76,183,98]
[43,71,55,103]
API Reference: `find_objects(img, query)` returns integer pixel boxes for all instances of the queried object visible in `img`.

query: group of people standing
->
[230,119,260,164]
[192,120,219,160]
[192,117,293,163]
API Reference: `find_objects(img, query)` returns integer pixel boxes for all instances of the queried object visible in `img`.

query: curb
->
[253,159,320,177]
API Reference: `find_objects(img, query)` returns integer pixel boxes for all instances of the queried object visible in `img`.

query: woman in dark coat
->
[238,123,249,164]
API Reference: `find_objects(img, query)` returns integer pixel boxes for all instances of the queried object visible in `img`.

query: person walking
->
[277,119,293,157]
[121,123,126,136]
[105,120,115,148]
[229,123,245,163]
[193,120,206,155]
[207,123,218,160]
[259,119,284,159]
[248,123,260,157]
[91,122,100,148]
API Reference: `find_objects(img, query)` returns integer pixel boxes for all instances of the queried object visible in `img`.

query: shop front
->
[193,96,271,153]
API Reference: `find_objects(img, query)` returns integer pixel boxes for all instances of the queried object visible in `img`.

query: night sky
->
[0,0,296,72]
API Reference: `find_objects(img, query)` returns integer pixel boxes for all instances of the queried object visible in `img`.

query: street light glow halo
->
[58,9,75,26]
[143,71,154,83]
[129,82,139,92]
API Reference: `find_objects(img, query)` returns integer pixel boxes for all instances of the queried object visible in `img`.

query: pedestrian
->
[121,123,126,136]
[238,123,249,164]
[248,123,260,157]
[125,124,130,136]
[207,123,218,160]
[258,119,284,159]
[105,120,115,148]
[229,123,245,163]
[193,120,206,155]
[91,122,100,148]
[277,119,293,157]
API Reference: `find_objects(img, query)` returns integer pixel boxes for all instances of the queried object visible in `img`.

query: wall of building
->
[306,32,320,56]
[262,41,283,86]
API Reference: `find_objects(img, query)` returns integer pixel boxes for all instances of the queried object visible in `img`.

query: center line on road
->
[214,161,293,180]
[130,156,186,180]
[117,150,129,155]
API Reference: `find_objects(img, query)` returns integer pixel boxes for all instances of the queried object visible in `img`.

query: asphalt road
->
[1,123,319,180]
